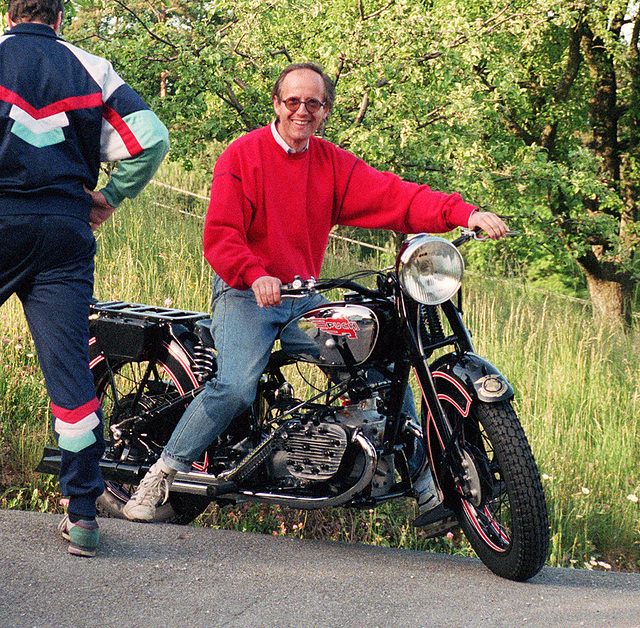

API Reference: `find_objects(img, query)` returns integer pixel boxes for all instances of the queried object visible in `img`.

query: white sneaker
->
[123,459,177,522]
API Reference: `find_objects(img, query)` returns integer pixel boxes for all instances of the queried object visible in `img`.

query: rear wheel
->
[90,342,211,524]
[441,400,549,581]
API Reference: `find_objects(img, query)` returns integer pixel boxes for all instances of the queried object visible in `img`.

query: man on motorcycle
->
[123,62,508,532]
[0,0,169,556]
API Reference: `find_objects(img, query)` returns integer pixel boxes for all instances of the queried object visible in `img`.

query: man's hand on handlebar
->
[467,211,510,240]
[252,275,282,308]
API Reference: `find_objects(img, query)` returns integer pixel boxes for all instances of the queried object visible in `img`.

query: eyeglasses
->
[278,97,326,113]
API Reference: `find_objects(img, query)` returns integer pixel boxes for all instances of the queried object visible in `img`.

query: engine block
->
[279,421,348,481]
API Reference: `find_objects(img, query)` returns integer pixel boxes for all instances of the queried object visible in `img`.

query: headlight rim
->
[396,234,464,305]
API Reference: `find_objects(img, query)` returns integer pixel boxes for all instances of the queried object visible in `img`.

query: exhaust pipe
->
[36,446,230,495]
[36,446,144,484]
[36,431,379,508]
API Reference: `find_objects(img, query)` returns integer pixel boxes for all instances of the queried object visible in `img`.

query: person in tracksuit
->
[0,0,169,556]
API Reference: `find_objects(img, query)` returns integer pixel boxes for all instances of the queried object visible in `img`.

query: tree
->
[64,0,273,165]
[65,0,640,330]
[450,0,640,330]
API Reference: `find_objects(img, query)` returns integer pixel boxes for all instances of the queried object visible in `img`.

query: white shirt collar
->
[271,120,308,154]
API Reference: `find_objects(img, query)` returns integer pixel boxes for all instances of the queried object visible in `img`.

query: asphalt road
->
[1,509,638,628]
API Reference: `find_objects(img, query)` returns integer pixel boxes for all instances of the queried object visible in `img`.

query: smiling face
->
[273,68,330,152]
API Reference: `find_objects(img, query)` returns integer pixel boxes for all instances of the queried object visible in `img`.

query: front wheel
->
[444,401,549,581]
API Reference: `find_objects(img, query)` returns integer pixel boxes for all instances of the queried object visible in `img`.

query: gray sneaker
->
[58,514,99,557]
[123,458,177,522]
[413,466,440,512]
[412,502,458,537]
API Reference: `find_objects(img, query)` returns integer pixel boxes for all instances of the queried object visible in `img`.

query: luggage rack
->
[91,300,210,325]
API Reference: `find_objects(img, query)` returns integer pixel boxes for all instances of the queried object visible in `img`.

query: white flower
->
[627,494,639,503]
[581,487,590,495]
[163,297,173,307]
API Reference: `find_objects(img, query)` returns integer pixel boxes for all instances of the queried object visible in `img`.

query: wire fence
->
[149,179,391,255]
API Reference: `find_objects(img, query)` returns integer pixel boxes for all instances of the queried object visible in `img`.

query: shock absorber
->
[192,343,216,382]
[421,304,445,344]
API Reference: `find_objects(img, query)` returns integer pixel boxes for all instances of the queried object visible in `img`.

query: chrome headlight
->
[397,234,464,305]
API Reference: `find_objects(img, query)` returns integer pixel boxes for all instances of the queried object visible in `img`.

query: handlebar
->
[280,275,382,301]
[281,225,520,298]
[279,276,318,298]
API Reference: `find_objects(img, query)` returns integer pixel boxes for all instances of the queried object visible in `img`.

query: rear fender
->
[89,337,198,393]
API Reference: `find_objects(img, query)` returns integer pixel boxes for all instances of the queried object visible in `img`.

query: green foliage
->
[0,310,50,493]
[60,0,640,323]
[198,500,466,556]
[1,474,62,513]
[1,182,640,570]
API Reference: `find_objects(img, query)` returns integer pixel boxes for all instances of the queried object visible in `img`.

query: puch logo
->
[309,317,359,339]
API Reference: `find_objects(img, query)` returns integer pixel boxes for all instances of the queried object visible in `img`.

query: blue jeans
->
[162,276,327,472]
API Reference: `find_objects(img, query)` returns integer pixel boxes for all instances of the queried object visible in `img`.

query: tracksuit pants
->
[0,214,105,519]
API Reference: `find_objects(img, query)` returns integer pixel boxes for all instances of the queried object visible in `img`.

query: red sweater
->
[204,125,476,290]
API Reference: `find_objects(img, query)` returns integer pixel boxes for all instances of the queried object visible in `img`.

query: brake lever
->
[459,228,520,241]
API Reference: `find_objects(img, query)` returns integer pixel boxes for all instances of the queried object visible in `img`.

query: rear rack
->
[91,300,210,325]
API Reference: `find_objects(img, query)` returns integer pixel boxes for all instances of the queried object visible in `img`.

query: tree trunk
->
[160,70,168,98]
[579,264,633,331]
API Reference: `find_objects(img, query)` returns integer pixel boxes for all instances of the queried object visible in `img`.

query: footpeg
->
[206,479,239,497]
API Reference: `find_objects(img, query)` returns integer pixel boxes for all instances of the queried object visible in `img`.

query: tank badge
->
[309,317,359,339]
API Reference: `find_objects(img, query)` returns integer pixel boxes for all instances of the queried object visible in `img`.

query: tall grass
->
[1,163,639,570]
[94,180,212,310]
[463,279,640,570]
[0,299,50,493]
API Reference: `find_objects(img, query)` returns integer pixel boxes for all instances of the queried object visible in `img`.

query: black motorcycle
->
[38,228,549,581]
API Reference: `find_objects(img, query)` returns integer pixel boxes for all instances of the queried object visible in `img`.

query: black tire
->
[443,400,549,581]
[90,340,211,524]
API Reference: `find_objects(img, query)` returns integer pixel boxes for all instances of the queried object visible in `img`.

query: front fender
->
[431,352,513,413]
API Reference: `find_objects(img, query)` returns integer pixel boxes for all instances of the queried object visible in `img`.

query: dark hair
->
[271,62,336,110]
[7,0,63,25]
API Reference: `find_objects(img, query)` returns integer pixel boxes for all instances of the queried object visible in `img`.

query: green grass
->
[1,162,639,571]
[0,307,51,491]
[463,281,640,570]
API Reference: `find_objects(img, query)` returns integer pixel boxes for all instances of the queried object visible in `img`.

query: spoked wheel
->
[443,400,549,581]
[90,342,211,524]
